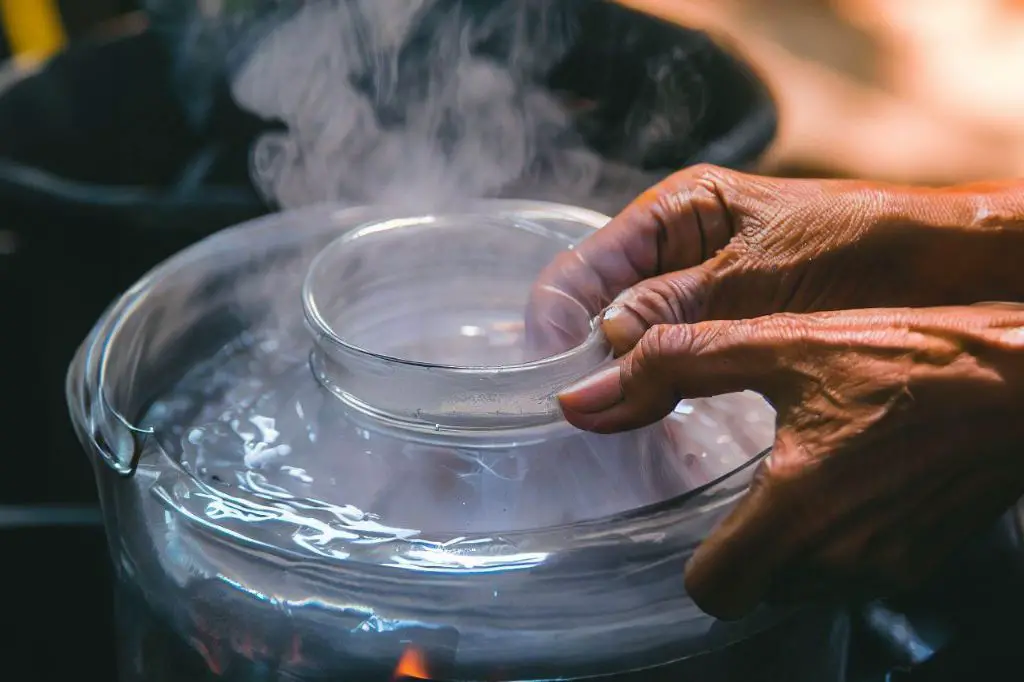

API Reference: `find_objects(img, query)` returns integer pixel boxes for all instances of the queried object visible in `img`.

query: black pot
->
[0,28,267,506]
[0,6,775,508]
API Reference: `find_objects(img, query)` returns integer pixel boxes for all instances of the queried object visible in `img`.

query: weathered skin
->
[528,164,1024,620]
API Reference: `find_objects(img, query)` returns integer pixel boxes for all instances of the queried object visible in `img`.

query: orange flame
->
[393,645,431,680]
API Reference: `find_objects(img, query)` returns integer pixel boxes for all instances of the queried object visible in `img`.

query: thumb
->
[558,316,793,434]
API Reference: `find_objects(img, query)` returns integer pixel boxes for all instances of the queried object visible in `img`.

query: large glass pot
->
[68,201,850,681]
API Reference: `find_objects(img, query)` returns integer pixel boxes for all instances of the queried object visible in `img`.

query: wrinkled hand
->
[529,165,1024,620]
[527,165,1024,356]
[559,304,1024,619]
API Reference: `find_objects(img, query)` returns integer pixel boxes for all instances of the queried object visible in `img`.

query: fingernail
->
[558,364,624,414]
[602,305,625,321]
[601,305,648,352]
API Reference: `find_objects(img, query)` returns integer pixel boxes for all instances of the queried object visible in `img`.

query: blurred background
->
[6,0,1024,185]
[626,0,1024,183]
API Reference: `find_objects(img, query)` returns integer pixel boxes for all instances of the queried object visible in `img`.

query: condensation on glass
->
[67,201,849,681]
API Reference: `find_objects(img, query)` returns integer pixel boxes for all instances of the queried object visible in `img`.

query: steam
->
[227,0,648,211]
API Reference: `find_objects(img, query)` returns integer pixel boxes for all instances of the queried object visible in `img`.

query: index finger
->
[525,165,737,355]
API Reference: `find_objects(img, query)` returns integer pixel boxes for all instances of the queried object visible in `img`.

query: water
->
[140,313,774,537]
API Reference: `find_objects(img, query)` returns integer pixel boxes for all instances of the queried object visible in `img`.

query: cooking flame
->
[393,645,432,680]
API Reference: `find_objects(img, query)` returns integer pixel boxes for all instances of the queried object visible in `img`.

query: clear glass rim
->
[301,212,608,374]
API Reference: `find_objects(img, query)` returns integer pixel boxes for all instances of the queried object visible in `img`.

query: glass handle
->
[90,399,153,479]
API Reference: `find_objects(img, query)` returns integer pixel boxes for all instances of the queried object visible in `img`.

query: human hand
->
[558,304,1024,619]
[527,165,1024,357]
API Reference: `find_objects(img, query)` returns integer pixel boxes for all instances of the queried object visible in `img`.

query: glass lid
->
[90,202,773,542]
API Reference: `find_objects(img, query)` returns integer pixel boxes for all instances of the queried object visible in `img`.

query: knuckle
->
[649,189,687,231]
[686,162,728,184]
[633,325,668,372]
[643,165,750,266]
[626,282,682,326]
[655,164,730,214]
[633,324,690,372]
[624,274,709,326]
[689,164,732,213]
[664,272,712,323]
